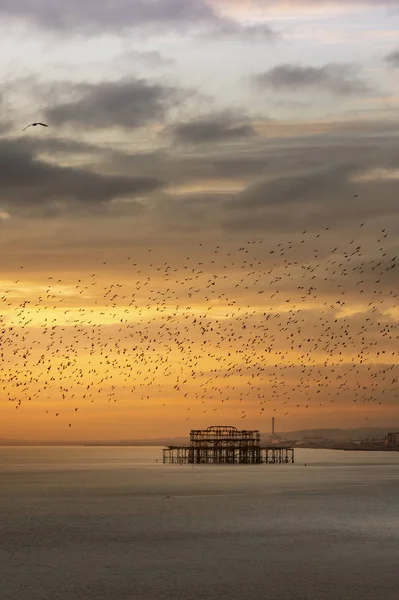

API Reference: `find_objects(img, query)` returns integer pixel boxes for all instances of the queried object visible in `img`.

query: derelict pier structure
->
[163,425,294,465]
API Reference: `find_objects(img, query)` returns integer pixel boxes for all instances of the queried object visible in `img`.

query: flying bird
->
[22,122,48,131]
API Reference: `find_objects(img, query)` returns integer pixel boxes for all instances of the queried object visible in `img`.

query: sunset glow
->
[0,0,398,442]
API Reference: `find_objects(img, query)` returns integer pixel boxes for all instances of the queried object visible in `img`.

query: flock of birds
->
[1,212,398,429]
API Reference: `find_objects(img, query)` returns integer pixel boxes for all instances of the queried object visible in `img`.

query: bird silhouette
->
[22,123,48,131]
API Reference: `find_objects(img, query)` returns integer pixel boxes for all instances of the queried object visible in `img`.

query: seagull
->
[22,122,48,131]
[163,496,175,500]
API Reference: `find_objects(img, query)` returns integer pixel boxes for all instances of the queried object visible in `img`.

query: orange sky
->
[1,220,398,441]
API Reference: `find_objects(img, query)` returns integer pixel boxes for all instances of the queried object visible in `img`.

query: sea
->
[1,446,399,600]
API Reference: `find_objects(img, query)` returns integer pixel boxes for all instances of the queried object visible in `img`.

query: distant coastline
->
[2,426,399,448]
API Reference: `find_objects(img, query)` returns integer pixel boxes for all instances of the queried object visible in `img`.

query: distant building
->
[163,425,294,465]
[385,432,399,448]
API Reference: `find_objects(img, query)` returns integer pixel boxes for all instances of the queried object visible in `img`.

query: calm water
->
[1,447,399,600]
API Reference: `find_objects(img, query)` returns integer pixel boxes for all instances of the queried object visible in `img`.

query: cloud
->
[3,112,399,232]
[0,121,12,135]
[230,164,356,210]
[213,0,399,11]
[385,49,399,67]
[253,64,371,96]
[351,167,399,182]
[121,129,399,235]
[122,49,176,67]
[0,93,13,135]
[20,136,102,157]
[0,138,164,216]
[0,0,277,40]
[44,78,178,130]
[222,162,399,233]
[168,112,258,144]
[202,18,278,40]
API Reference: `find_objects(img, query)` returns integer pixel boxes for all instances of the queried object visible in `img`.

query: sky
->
[1,0,399,442]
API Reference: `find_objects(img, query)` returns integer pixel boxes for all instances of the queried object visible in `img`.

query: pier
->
[163,425,294,465]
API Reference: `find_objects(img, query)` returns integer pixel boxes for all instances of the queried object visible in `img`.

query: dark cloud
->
[99,119,399,209]
[45,78,178,130]
[0,138,164,217]
[253,64,371,95]
[118,121,399,233]
[385,49,399,67]
[140,143,399,235]
[0,0,277,40]
[223,165,399,233]
[229,164,356,210]
[169,113,258,144]
[121,118,399,184]
[3,115,399,232]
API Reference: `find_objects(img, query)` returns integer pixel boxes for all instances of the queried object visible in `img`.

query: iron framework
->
[163,425,294,465]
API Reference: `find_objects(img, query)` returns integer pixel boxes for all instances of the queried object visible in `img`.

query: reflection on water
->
[1,447,399,600]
